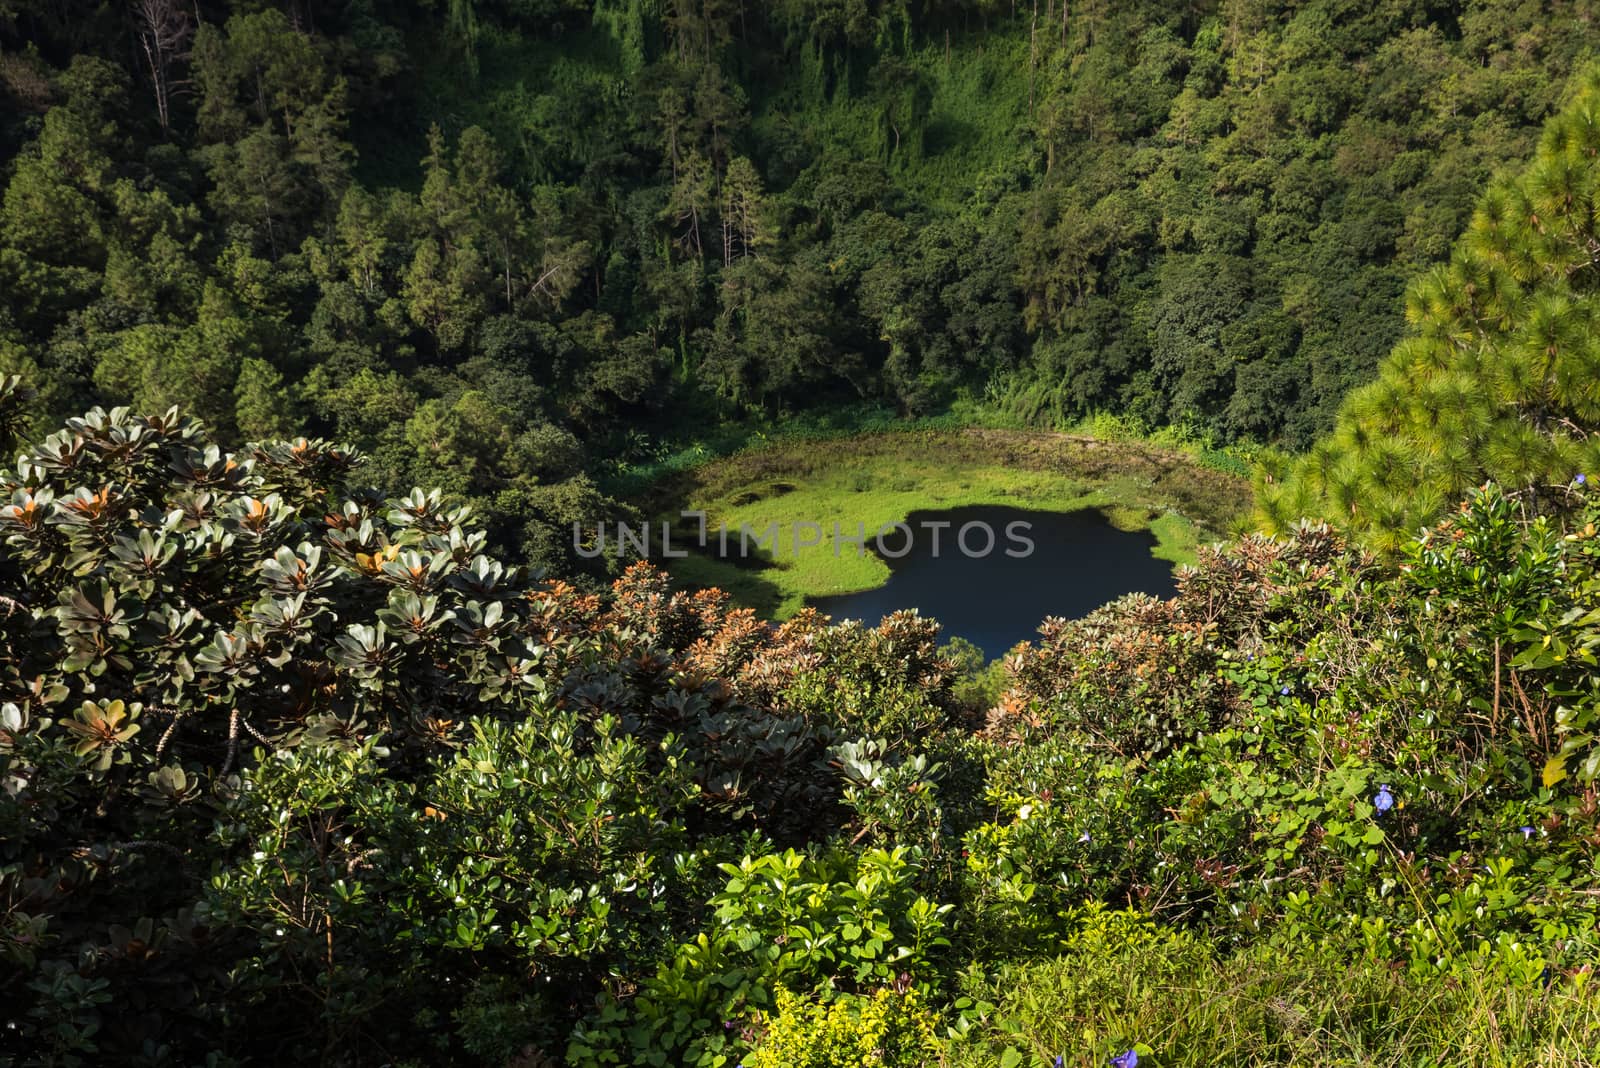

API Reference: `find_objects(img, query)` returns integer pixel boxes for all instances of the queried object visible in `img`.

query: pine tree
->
[454,128,525,311]
[667,150,713,260]
[334,187,388,297]
[719,156,769,266]
[1263,64,1600,545]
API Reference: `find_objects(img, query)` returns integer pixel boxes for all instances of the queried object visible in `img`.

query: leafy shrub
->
[570,846,953,1066]
[0,399,975,1062]
[994,522,1366,755]
[199,707,714,1059]
[8,392,1600,1065]
[770,611,967,747]
[746,986,942,1068]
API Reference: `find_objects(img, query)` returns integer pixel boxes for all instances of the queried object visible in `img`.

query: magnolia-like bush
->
[0,392,967,1063]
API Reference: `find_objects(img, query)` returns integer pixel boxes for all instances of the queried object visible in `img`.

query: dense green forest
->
[5,0,1600,572]
[11,1,1600,1066]
[1261,59,1600,545]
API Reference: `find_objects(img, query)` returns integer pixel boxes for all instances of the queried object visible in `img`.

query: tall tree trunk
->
[133,0,192,137]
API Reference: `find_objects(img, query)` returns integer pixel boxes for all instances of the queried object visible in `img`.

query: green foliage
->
[746,986,942,1068]
[0,397,978,1063]
[948,924,1600,1068]
[13,3,1600,1064]
[6,400,1600,1061]
[7,0,1597,521]
[1269,65,1600,544]
[570,845,953,1066]
[201,709,705,1058]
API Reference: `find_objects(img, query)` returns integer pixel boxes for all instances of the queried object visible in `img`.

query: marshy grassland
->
[654,427,1253,619]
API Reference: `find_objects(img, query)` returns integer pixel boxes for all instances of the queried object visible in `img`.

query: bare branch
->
[132,0,194,135]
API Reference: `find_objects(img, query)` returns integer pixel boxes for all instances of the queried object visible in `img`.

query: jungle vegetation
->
[4,0,1599,573]
[8,2,1600,1066]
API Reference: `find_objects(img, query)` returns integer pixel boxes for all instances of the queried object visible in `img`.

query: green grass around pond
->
[655,428,1252,619]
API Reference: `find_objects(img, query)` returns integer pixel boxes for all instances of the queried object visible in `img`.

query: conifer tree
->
[1260,64,1600,549]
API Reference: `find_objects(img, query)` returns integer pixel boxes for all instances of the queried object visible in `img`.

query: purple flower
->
[1374,784,1395,815]
[1055,1058,1065,1068]
[1110,1050,1139,1068]
[1577,474,1588,486]
[1280,685,1291,696]
[1079,831,1091,843]
[1520,825,1536,839]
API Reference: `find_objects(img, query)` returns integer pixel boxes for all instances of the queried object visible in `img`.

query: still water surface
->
[809,504,1177,659]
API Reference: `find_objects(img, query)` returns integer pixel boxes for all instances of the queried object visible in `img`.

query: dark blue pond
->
[809,504,1178,659]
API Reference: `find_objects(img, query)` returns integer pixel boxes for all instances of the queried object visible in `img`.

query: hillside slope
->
[1261,62,1600,547]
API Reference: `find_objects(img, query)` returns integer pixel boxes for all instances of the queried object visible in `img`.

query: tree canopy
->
[3,0,1598,524]
[1261,63,1600,548]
